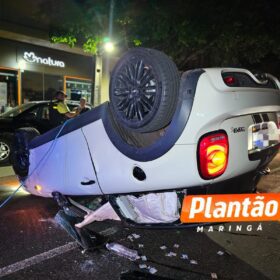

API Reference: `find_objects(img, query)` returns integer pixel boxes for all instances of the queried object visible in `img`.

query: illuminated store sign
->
[23,52,65,68]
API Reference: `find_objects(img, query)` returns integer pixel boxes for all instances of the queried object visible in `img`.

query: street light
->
[104,41,114,53]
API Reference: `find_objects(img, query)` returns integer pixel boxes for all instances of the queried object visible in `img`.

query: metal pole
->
[93,0,114,107]
[104,0,115,102]
[108,0,114,39]
[94,54,102,107]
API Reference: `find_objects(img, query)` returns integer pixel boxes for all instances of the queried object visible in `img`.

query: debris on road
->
[190,259,198,265]
[127,235,134,242]
[141,255,147,261]
[180,254,189,260]
[132,233,141,239]
[106,242,140,261]
[139,264,148,269]
[211,272,218,279]
[127,233,141,242]
[165,252,177,257]
[148,266,158,274]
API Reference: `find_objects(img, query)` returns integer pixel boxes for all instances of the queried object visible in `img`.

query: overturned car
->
[12,48,280,232]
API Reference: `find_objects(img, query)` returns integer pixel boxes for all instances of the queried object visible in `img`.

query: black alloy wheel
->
[11,128,40,178]
[0,138,11,165]
[109,48,180,133]
[114,59,157,123]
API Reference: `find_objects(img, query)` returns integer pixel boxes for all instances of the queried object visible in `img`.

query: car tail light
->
[223,75,236,86]
[198,132,229,179]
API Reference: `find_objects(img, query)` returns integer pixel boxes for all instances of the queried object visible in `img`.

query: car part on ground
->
[55,210,108,251]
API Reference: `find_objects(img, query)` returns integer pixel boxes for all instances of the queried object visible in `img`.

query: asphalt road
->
[0,156,279,280]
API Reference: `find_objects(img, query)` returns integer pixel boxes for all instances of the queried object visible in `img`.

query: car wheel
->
[0,137,11,166]
[11,128,40,178]
[109,48,180,132]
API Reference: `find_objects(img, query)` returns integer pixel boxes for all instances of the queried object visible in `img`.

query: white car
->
[12,48,280,228]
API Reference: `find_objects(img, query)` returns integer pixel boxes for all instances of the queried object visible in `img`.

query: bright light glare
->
[6,186,31,196]
[18,59,26,70]
[17,189,31,196]
[104,42,114,52]
[35,185,42,191]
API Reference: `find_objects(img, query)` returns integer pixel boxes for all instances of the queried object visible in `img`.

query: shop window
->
[65,77,92,104]
[22,71,63,103]
[22,71,43,102]
[0,69,18,113]
[44,74,63,100]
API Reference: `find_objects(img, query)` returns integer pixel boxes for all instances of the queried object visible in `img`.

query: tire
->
[0,137,12,166]
[109,48,180,132]
[11,128,40,178]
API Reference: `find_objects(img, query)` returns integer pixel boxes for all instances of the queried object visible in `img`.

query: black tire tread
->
[11,127,40,178]
[0,136,12,165]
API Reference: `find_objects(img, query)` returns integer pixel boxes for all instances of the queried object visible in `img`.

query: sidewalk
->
[0,166,17,187]
[0,166,15,178]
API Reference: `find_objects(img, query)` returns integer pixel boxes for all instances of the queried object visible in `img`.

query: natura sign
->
[23,52,65,68]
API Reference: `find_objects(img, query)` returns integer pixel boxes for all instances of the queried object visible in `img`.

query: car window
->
[21,106,40,120]
[0,103,35,117]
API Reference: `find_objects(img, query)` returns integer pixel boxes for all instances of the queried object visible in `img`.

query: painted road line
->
[0,242,79,278]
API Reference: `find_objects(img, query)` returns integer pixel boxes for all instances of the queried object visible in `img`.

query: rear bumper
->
[189,170,258,195]
[248,143,279,161]
[59,167,270,230]
[108,169,265,229]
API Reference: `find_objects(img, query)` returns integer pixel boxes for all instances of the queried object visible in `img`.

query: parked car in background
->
[0,100,91,165]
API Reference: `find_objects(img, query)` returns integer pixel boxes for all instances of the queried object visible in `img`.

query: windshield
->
[0,103,35,117]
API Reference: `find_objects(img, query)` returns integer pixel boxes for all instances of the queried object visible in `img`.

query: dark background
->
[0,0,279,75]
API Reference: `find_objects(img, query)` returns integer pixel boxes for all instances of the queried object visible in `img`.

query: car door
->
[14,105,41,130]
[14,104,53,133]
[64,128,103,195]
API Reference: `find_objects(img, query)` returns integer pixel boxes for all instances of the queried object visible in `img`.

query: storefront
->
[0,38,94,113]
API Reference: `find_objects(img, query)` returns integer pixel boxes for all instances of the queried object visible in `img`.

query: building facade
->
[0,38,94,112]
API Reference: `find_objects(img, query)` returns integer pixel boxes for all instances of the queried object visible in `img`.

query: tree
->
[39,0,280,73]
[116,0,280,72]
